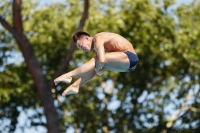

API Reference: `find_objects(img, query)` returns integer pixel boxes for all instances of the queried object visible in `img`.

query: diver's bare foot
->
[62,85,79,96]
[54,74,72,85]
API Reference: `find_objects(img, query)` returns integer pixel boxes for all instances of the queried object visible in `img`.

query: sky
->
[13,0,195,133]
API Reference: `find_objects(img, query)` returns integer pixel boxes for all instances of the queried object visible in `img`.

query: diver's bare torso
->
[93,32,136,54]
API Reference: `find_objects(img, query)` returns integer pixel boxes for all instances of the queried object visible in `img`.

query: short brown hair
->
[72,31,90,43]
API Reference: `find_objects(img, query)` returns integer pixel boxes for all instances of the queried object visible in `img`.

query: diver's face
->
[76,36,91,52]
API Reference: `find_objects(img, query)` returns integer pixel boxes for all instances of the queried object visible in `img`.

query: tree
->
[114,0,200,132]
[0,0,200,133]
[0,0,89,132]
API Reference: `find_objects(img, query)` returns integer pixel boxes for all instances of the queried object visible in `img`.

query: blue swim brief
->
[124,51,139,71]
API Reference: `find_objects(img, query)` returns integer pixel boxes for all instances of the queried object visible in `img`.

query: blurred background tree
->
[0,0,200,133]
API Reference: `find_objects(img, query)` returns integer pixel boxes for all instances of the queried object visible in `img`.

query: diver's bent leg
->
[55,52,132,85]
[54,58,96,85]
[62,70,96,96]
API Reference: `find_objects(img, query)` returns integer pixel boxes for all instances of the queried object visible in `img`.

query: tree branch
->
[166,89,195,129]
[50,0,89,88]
[13,0,23,36]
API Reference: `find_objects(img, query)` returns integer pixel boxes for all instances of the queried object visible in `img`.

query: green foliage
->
[0,0,200,132]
